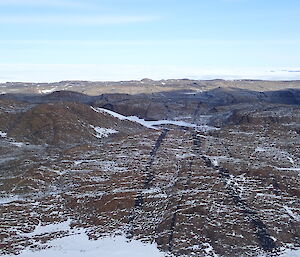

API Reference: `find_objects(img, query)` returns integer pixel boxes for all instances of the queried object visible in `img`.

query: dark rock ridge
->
[1,79,300,95]
[1,87,300,125]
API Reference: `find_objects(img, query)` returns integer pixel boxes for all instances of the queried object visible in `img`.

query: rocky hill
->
[0,101,145,145]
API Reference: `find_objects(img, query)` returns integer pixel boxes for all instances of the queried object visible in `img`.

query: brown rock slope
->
[0,101,145,145]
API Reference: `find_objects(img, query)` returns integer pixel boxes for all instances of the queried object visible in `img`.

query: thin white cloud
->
[0,39,298,46]
[221,0,245,2]
[0,0,87,8]
[0,15,161,25]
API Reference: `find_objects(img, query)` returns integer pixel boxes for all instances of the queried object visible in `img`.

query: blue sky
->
[0,0,299,81]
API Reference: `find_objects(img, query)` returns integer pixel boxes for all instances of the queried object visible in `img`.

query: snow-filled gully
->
[91,106,216,131]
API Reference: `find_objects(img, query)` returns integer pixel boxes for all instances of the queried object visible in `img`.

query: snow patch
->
[257,248,300,257]
[12,229,165,257]
[276,167,300,172]
[279,248,300,257]
[205,155,232,167]
[91,107,127,121]
[21,219,71,237]
[0,195,19,205]
[0,130,27,147]
[90,125,118,138]
[0,157,16,164]
[211,158,219,167]
[283,206,300,221]
[38,88,57,94]
[203,242,219,257]
[74,160,86,166]
[10,142,25,147]
[8,216,166,257]
[92,107,157,129]
[98,160,127,173]
[183,90,202,95]
[0,131,7,137]
[175,153,195,159]
[255,147,266,152]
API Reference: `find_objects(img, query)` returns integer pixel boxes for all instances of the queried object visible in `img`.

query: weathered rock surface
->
[0,85,300,257]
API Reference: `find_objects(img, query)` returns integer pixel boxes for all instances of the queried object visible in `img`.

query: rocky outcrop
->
[226,104,300,126]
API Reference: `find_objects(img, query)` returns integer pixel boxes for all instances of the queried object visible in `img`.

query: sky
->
[0,0,300,82]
